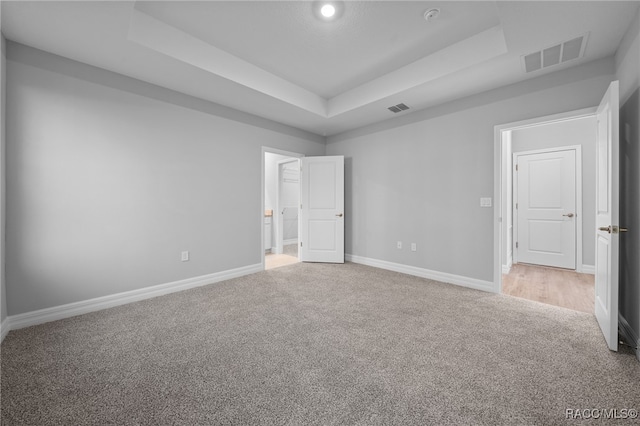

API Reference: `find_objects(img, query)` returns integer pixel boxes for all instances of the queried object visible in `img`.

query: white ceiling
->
[1,1,637,137]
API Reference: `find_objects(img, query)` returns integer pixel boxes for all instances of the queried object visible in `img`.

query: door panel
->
[300,156,344,263]
[309,162,336,209]
[529,220,563,253]
[529,158,563,207]
[515,149,576,269]
[595,80,619,351]
[596,235,609,305]
[309,221,336,250]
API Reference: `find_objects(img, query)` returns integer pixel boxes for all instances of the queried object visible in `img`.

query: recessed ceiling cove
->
[129,1,507,118]
[2,1,637,136]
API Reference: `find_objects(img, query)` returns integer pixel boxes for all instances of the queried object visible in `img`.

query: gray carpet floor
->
[1,262,639,425]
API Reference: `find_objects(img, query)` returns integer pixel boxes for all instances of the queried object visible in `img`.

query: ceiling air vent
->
[521,33,588,73]
[388,103,410,113]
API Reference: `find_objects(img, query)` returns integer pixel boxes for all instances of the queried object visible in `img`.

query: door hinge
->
[516,202,518,210]
[515,164,518,171]
[516,242,519,248]
[300,204,302,209]
[300,241,303,247]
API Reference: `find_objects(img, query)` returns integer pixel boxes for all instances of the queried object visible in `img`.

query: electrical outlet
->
[181,251,189,262]
[480,197,492,207]
[411,243,417,252]
[397,241,402,249]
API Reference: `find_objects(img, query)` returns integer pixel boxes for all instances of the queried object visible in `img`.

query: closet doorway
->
[263,149,302,270]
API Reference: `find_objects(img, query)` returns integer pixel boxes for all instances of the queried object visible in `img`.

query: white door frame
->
[261,147,304,271]
[512,146,583,270]
[493,107,596,293]
[275,158,300,255]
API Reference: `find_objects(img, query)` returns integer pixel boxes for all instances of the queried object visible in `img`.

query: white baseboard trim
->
[0,317,9,343]
[346,254,495,293]
[7,263,263,332]
[618,313,640,362]
[283,239,298,246]
[580,264,595,275]
[502,265,511,274]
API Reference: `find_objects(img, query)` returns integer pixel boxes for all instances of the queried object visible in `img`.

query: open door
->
[595,80,621,351]
[300,156,344,263]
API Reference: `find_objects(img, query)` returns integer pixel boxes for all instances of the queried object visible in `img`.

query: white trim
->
[494,107,597,294]
[7,263,262,331]
[503,248,513,275]
[513,145,583,270]
[581,264,595,275]
[0,317,9,343]
[618,313,640,362]
[346,254,495,293]
[283,238,298,246]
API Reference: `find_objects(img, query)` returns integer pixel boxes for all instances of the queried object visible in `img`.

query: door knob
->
[336,213,343,217]
[562,213,575,218]
[599,226,629,234]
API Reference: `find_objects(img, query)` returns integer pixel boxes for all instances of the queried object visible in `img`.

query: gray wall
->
[1,35,6,324]
[511,116,597,267]
[326,57,615,282]
[616,6,640,344]
[5,42,325,316]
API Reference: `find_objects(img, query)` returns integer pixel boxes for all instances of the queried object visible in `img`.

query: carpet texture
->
[1,262,639,425]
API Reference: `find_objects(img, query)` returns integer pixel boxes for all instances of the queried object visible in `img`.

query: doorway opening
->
[494,108,597,313]
[262,148,303,270]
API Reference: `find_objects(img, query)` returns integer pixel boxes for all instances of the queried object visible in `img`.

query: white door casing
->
[595,81,620,351]
[514,149,577,269]
[300,156,344,263]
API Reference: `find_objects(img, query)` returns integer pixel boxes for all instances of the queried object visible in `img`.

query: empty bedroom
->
[1,1,639,424]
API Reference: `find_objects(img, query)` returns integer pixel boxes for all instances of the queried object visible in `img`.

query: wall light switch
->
[411,243,417,252]
[480,197,492,207]
[397,241,402,249]
[181,251,189,262]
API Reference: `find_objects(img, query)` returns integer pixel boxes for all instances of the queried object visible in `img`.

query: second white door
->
[299,156,344,263]
[515,149,577,269]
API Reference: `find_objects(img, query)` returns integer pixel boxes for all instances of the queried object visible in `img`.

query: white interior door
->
[595,81,620,351]
[300,156,344,263]
[515,149,577,269]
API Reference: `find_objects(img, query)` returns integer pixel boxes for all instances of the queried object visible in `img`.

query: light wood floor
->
[265,253,299,270]
[502,263,594,313]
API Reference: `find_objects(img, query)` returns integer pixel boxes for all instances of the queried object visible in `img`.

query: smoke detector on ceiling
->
[424,8,440,22]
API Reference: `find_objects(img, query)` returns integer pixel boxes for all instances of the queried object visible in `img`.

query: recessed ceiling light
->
[321,4,336,18]
[314,1,342,21]
[424,8,440,22]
